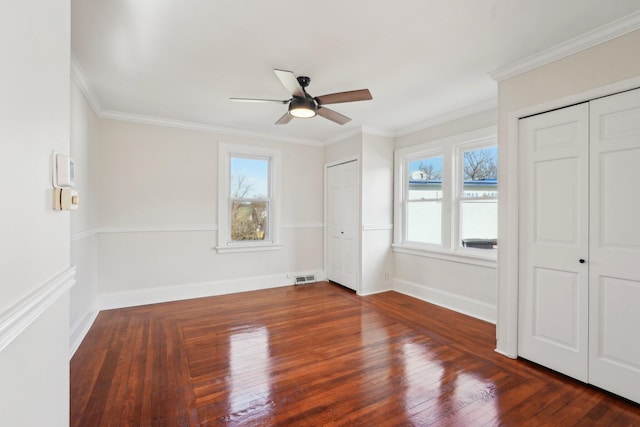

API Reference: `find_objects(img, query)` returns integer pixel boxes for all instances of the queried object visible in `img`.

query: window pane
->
[460,200,497,249]
[460,145,498,249]
[406,155,443,245]
[408,156,443,201]
[407,200,441,245]
[462,146,497,198]
[230,157,269,199]
[231,200,268,241]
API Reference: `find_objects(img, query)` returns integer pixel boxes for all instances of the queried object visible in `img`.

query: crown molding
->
[324,127,364,146]
[324,125,395,147]
[71,52,325,147]
[70,51,102,114]
[99,109,325,147]
[395,98,497,137]
[362,125,396,138]
[489,10,640,82]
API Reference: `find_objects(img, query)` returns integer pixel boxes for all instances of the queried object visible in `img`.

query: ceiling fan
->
[230,69,372,125]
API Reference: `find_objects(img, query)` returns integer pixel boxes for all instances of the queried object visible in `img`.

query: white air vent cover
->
[295,275,316,285]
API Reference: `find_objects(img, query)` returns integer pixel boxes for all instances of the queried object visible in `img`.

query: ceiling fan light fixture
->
[288,97,317,118]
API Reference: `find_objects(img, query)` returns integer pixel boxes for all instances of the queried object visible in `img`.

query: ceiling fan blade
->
[230,98,289,104]
[275,112,294,125]
[274,69,305,98]
[315,89,372,105]
[317,107,351,125]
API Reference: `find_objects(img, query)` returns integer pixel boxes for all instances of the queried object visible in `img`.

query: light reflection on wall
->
[228,327,272,419]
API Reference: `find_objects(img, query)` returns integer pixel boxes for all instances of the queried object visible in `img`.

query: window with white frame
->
[217,142,282,253]
[393,127,497,261]
[457,145,498,250]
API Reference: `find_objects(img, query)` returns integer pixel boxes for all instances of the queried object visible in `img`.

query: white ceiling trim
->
[395,98,497,137]
[99,110,325,147]
[70,52,102,114]
[71,50,493,146]
[324,127,364,146]
[324,125,395,146]
[362,126,396,138]
[71,53,324,147]
[489,9,640,82]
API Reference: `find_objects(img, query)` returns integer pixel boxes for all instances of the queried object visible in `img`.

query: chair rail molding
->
[0,267,76,353]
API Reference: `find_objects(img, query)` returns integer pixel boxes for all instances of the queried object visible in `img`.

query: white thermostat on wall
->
[54,153,75,187]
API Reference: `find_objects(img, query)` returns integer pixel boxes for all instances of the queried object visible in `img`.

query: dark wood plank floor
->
[71,282,640,426]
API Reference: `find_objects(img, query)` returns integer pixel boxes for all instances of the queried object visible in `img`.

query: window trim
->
[217,142,282,254]
[393,126,497,263]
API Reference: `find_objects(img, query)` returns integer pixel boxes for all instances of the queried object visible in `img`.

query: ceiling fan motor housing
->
[289,93,318,118]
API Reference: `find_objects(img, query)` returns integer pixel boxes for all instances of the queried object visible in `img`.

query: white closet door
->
[327,160,358,291]
[589,88,640,403]
[518,103,590,382]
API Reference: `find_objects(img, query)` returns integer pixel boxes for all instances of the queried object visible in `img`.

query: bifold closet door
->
[588,88,640,403]
[518,103,590,382]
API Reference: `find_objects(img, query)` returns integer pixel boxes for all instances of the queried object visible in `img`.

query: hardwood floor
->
[71,282,640,426]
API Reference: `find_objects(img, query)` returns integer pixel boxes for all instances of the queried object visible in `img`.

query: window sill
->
[215,243,283,254]
[391,244,497,268]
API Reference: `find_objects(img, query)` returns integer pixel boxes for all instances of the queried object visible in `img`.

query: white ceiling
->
[71,1,640,144]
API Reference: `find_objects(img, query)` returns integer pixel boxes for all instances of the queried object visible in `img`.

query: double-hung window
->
[394,127,497,262]
[230,156,270,241]
[217,142,282,253]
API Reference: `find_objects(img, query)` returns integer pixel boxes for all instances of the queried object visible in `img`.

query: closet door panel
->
[589,88,640,403]
[518,103,590,382]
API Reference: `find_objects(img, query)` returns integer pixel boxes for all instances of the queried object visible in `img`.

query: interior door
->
[327,160,358,291]
[588,88,640,403]
[518,103,590,382]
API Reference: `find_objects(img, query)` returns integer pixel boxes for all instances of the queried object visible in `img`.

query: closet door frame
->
[324,156,361,293]
[497,75,640,360]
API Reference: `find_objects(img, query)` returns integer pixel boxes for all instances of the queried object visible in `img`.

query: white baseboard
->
[98,272,311,310]
[0,267,76,353]
[393,278,496,324]
[358,286,393,296]
[69,305,99,359]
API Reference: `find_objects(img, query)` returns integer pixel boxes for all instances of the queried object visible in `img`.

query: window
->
[394,127,497,262]
[458,146,498,250]
[230,156,270,241]
[217,142,282,253]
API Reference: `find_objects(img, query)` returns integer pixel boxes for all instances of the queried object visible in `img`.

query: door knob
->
[579,259,586,264]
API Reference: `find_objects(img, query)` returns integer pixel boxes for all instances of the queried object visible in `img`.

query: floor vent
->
[295,275,316,285]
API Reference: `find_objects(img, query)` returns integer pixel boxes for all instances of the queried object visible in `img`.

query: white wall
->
[0,1,73,426]
[393,110,498,322]
[361,134,394,294]
[70,79,100,354]
[95,119,325,307]
[324,132,362,164]
[323,130,394,295]
[497,29,640,357]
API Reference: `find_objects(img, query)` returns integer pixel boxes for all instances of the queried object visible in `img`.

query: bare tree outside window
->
[418,162,442,180]
[229,156,270,241]
[463,148,497,181]
[231,175,253,198]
